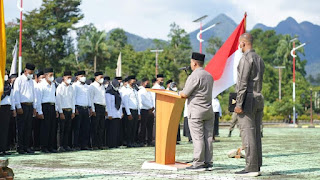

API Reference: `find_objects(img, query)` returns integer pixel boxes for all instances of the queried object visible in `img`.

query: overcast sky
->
[4,0,320,40]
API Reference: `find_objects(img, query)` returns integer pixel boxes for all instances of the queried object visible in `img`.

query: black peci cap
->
[44,68,54,73]
[157,74,164,78]
[25,63,35,71]
[77,71,85,76]
[191,52,205,61]
[64,71,72,76]
[166,80,173,85]
[115,77,122,80]
[94,72,103,77]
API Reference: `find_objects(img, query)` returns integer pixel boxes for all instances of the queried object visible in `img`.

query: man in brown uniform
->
[180,52,214,171]
[234,33,264,177]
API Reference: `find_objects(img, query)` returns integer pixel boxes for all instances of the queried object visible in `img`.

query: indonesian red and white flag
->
[205,14,246,98]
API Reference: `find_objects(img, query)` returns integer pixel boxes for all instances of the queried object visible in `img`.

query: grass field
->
[6,127,320,179]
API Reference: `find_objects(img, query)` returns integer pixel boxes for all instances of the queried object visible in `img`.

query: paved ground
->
[5,127,320,179]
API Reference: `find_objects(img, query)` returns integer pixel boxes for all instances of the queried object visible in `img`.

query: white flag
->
[10,40,18,76]
[116,52,122,77]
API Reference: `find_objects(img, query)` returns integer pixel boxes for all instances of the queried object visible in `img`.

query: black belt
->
[94,103,106,108]
[21,102,33,106]
[63,108,72,112]
[0,104,10,107]
[76,105,89,109]
[42,102,55,106]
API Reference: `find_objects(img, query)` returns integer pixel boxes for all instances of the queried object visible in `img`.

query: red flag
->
[205,14,247,97]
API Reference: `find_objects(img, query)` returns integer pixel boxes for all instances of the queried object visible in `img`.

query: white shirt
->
[13,74,36,109]
[89,81,107,112]
[56,82,75,113]
[34,79,42,112]
[123,85,140,115]
[119,86,127,108]
[138,86,154,110]
[73,81,91,107]
[151,82,164,108]
[105,93,123,118]
[1,88,15,110]
[212,98,222,116]
[37,79,56,115]
[183,100,188,117]
[152,83,165,90]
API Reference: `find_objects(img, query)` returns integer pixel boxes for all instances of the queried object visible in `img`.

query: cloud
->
[4,0,320,40]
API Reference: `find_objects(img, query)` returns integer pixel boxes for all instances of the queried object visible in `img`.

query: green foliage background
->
[5,0,318,119]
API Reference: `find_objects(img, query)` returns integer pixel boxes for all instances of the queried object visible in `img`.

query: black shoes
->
[235,170,260,177]
[58,147,66,152]
[26,148,35,154]
[49,149,58,153]
[0,151,12,156]
[186,165,206,171]
[41,148,50,153]
[204,163,213,171]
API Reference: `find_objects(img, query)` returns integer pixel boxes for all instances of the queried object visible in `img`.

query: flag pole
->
[18,0,23,76]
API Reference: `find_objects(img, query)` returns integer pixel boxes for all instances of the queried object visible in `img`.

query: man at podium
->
[180,52,214,171]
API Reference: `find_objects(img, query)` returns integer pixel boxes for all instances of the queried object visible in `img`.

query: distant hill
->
[252,17,320,77]
[189,14,237,60]
[107,14,319,77]
[106,29,167,51]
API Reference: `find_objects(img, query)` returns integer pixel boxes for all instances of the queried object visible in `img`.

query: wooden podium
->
[141,89,190,170]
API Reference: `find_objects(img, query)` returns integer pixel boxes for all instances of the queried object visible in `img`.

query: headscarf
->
[106,79,121,110]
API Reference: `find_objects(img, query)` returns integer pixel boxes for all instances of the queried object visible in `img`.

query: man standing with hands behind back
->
[234,33,264,177]
[180,52,214,171]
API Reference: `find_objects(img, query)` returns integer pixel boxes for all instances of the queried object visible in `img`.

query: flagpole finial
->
[244,12,247,17]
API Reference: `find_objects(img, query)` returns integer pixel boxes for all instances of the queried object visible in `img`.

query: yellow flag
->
[0,0,6,102]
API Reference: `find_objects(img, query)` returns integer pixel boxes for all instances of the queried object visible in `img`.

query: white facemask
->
[4,75,8,81]
[79,77,86,83]
[48,76,54,82]
[120,82,124,87]
[98,78,104,84]
[104,84,109,88]
[66,79,72,84]
[172,87,178,92]
[27,73,33,80]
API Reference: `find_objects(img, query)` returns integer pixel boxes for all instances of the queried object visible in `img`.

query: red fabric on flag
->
[205,16,246,80]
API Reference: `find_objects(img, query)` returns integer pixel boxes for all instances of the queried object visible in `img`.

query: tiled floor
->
[5,127,320,179]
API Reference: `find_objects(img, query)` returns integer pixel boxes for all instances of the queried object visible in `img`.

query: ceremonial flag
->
[116,52,122,77]
[0,0,7,102]
[10,40,18,76]
[205,13,247,98]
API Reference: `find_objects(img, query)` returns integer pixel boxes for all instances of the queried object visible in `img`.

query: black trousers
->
[32,117,41,149]
[40,103,57,150]
[121,108,128,144]
[59,110,72,148]
[183,117,192,141]
[91,104,105,148]
[0,105,11,152]
[127,109,138,145]
[107,118,121,148]
[139,109,154,144]
[177,124,181,142]
[17,104,33,151]
[214,112,220,136]
[75,106,90,148]
[7,115,16,149]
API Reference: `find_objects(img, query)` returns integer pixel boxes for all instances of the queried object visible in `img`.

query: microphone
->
[179,66,190,70]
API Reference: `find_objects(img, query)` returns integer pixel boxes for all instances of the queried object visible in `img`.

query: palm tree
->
[78,28,109,72]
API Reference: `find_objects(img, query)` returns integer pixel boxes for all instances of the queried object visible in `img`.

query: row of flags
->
[0,0,246,102]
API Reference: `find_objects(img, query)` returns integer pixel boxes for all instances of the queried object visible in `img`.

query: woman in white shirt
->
[105,79,123,148]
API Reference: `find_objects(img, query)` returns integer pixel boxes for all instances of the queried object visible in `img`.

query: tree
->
[11,0,84,74]
[206,37,223,56]
[108,28,128,50]
[77,25,110,73]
